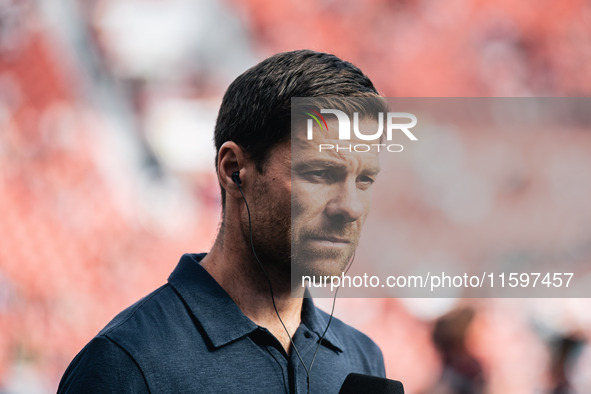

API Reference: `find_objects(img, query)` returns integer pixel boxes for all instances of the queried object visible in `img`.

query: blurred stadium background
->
[1,0,591,392]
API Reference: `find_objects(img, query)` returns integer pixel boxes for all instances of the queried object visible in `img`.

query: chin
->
[292,252,352,279]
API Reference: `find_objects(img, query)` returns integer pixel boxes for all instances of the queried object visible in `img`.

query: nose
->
[325,179,366,223]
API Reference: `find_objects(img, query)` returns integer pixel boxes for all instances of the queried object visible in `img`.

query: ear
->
[217,141,247,200]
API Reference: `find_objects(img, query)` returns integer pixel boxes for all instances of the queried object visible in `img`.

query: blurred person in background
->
[429,307,485,394]
[549,334,585,394]
[58,49,389,393]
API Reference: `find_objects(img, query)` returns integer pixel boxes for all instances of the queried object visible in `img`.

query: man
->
[59,50,387,393]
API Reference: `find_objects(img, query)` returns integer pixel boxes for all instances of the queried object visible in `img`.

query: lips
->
[307,235,352,246]
[313,236,350,243]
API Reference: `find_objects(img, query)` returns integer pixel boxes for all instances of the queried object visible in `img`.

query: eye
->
[357,175,375,189]
[304,170,333,183]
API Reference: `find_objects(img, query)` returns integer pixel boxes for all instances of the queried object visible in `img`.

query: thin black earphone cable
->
[238,185,308,373]
[237,183,353,394]
[308,251,355,373]
[304,251,355,394]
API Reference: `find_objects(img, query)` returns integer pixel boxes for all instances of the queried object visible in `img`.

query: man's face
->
[246,117,380,282]
[291,117,380,278]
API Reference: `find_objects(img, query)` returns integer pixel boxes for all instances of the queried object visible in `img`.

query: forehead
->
[292,118,381,173]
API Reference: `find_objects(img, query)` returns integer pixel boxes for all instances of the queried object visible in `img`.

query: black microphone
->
[339,373,404,394]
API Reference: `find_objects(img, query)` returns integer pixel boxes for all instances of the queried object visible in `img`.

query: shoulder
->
[98,284,174,340]
[58,336,148,393]
[97,283,202,361]
[60,283,198,392]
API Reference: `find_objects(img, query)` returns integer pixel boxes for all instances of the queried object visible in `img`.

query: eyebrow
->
[293,159,380,175]
[293,160,345,171]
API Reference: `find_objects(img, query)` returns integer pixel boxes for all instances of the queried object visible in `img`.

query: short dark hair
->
[213,49,383,206]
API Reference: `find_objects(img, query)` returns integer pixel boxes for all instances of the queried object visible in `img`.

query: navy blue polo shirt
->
[58,254,385,393]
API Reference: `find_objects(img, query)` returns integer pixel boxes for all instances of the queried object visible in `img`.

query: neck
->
[201,224,304,353]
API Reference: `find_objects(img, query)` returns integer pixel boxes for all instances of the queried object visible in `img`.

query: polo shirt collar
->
[301,295,344,352]
[168,253,344,352]
[168,253,258,348]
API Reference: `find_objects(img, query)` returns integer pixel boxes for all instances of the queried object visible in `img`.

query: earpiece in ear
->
[232,171,242,187]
